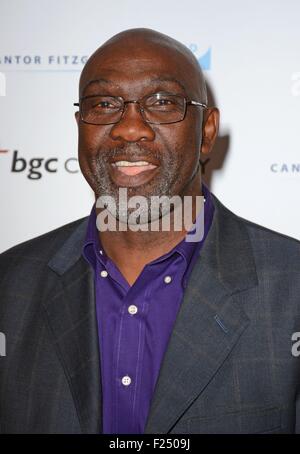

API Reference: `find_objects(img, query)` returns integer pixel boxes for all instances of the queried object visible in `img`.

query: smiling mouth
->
[111,160,158,176]
[109,159,160,187]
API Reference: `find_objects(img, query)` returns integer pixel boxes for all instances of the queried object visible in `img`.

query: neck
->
[95,172,203,285]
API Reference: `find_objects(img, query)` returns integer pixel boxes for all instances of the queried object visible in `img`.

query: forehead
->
[80,43,200,98]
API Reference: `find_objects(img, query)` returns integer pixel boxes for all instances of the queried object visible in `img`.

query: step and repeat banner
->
[0,0,299,252]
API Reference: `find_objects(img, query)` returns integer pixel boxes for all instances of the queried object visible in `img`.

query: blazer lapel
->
[144,194,259,434]
[44,219,102,434]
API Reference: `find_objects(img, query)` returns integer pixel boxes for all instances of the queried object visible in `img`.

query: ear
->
[75,111,80,126]
[200,107,220,154]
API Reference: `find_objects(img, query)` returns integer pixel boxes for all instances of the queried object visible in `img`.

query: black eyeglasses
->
[73,92,207,125]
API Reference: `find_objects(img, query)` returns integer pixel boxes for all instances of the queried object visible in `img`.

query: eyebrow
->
[150,77,186,93]
[82,78,111,95]
[82,76,187,96]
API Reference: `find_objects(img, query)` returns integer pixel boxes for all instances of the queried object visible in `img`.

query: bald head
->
[79,28,207,103]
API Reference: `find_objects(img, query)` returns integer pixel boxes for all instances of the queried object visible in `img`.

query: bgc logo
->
[0,149,79,180]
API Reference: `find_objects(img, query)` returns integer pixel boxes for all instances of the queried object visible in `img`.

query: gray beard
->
[89,146,182,224]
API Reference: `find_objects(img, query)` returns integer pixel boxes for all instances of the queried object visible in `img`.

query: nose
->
[109,102,155,142]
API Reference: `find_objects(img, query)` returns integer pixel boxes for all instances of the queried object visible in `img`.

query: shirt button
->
[121,375,131,386]
[164,275,172,284]
[100,270,108,278]
[128,305,138,315]
[99,250,103,255]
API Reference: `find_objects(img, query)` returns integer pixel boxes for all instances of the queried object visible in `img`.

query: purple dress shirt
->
[82,183,214,434]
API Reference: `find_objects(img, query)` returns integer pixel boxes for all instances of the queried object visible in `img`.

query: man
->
[0,28,300,434]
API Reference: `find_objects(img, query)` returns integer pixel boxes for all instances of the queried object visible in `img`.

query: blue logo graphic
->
[189,45,211,70]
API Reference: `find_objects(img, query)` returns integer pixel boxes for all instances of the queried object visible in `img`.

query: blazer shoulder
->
[236,212,300,247]
[0,216,89,267]
[212,194,300,272]
[215,195,300,246]
[229,206,300,268]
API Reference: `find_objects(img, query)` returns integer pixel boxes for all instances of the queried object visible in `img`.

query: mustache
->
[100,144,163,164]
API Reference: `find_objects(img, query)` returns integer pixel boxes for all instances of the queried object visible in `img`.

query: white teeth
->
[112,160,152,167]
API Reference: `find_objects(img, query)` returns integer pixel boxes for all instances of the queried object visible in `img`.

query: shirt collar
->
[172,181,214,266]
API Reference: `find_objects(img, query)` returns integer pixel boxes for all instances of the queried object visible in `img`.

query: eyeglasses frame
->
[73,92,208,125]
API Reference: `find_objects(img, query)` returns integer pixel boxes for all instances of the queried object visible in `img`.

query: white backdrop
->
[0,0,299,253]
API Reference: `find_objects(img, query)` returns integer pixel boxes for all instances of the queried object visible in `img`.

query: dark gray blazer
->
[0,193,300,434]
